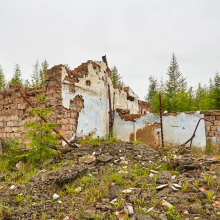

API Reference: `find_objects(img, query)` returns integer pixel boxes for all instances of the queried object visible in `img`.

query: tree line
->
[0,61,125,90]
[0,60,49,89]
[145,53,220,113]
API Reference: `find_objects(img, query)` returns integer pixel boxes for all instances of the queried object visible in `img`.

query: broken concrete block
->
[97,154,113,162]
[78,155,96,164]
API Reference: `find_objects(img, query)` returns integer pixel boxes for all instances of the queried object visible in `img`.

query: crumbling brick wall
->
[203,110,220,144]
[0,86,45,138]
[138,100,151,114]
[0,60,151,145]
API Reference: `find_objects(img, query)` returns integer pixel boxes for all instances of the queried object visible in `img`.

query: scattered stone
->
[9,185,16,190]
[156,184,168,190]
[156,171,171,184]
[188,203,201,214]
[150,170,158,174]
[159,214,167,220]
[162,199,173,208]
[120,160,128,165]
[108,185,124,200]
[124,203,134,216]
[122,188,134,194]
[97,153,113,162]
[172,183,181,188]
[171,185,178,191]
[136,214,154,220]
[79,155,96,164]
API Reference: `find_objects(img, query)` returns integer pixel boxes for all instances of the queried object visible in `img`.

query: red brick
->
[212,137,217,142]
[206,126,211,131]
[214,120,220,126]
[210,116,215,120]
[211,126,217,131]
[208,131,215,136]
[206,137,212,142]
[70,111,78,118]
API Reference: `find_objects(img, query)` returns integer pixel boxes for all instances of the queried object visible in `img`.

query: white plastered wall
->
[113,112,207,150]
[61,61,140,142]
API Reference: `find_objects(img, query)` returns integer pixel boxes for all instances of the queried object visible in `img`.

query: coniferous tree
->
[10,64,23,87]
[111,66,125,87]
[165,53,186,97]
[0,65,6,89]
[31,60,40,87]
[64,64,70,70]
[24,79,31,87]
[39,60,49,86]
[213,72,220,109]
[24,95,60,164]
[144,76,158,102]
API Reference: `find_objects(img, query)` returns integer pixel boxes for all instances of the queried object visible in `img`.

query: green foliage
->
[13,194,24,203]
[23,79,31,87]
[148,53,220,113]
[132,163,150,176]
[23,95,60,164]
[106,136,119,145]
[132,138,142,146]
[9,64,23,87]
[144,76,158,102]
[182,181,188,192]
[39,60,49,86]
[165,53,187,97]
[79,136,100,146]
[31,60,49,87]
[0,65,6,89]
[64,64,70,70]
[31,60,40,87]
[164,207,182,220]
[65,184,75,196]
[111,173,124,185]
[111,66,125,87]
[206,191,214,203]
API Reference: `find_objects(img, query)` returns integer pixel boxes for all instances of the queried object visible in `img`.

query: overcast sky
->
[1,0,220,99]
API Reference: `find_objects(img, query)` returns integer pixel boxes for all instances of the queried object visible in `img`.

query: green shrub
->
[23,96,60,164]
[79,137,100,146]
[132,138,142,146]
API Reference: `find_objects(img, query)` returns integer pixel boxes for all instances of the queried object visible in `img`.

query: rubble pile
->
[1,141,220,220]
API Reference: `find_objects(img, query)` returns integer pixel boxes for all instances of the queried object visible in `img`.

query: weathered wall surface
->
[0,60,150,146]
[0,86,45,138]
[61,60,146,142]
[113,113,161,147]
[113,111,209,150]
[203,110,220,144]
[162,112,206,150]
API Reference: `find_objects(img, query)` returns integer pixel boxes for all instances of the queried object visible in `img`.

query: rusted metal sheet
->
[159,93,164,147]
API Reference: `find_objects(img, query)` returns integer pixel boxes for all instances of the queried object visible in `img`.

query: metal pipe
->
[190,118,214,148]
[159,93,164,148]
[108,84,112,135]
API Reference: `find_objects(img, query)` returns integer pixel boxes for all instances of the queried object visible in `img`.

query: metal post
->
[159,93,164,148]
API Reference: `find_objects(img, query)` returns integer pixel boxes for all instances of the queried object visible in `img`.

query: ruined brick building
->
[0,60,151,145]
[1,59,220,151]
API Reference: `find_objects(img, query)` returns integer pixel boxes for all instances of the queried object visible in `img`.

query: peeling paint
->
[114,111,207,150]
[61,61,146,139]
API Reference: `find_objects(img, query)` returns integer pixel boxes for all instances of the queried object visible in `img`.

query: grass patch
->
[132,138,142,146]
[79,136,101,146]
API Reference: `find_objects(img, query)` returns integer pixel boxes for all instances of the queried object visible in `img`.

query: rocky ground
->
[1,140,220,220]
